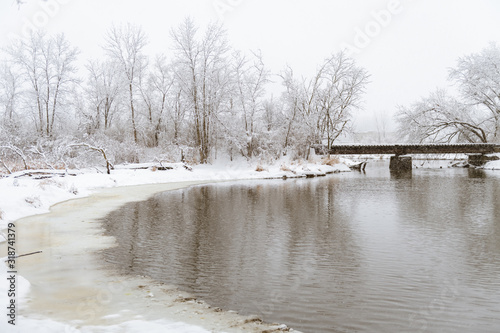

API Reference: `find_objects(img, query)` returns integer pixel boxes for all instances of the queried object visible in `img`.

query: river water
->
[100,162,500,332]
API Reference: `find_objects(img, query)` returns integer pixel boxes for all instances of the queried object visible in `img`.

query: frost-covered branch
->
[69,143,114,174]
[396,89,490,143]
[280,51,369,155]
[0,159,12,174]
[449,43,500,141]
[0,145,28,170]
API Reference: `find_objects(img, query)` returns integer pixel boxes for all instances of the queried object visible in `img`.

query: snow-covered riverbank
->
[484,158,500,170]
[2,155,499,333]
[0,159,349,333]
[0,160,350,230]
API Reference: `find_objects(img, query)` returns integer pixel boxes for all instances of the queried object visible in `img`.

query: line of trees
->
[0,18,369,170]
[396,43,500,144]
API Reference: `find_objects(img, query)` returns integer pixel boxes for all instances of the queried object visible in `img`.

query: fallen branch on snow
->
[4,251,43,261]
[8,169,78,179]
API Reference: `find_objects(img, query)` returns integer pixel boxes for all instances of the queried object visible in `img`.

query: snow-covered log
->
[8,169,78,179]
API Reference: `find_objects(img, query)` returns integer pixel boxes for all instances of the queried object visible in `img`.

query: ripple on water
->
[100,166,500,333]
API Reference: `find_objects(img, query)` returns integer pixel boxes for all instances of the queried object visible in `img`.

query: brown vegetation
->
[321,156,340,166]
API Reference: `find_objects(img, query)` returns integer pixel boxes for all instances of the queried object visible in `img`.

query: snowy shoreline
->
[0,160,351,230]
[0,159,350,333]
[2,156,499,333]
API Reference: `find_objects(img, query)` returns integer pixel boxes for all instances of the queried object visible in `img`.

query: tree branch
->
[70,143,114,174]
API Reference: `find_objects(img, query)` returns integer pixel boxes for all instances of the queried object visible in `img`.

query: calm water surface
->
[101,162,500,332]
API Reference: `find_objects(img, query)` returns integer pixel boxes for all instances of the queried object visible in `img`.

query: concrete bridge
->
[313,143,500,171]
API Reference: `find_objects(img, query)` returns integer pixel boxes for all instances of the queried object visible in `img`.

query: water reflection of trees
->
[100,178,365,330]
[99,171,500,332]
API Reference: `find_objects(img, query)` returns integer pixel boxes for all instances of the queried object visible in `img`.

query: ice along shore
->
[1,160,350,333]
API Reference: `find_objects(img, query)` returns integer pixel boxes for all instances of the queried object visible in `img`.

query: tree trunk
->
[129,82,137,143]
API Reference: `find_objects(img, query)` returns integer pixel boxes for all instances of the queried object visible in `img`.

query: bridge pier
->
[468,154,500,167]
[389,155,412,172]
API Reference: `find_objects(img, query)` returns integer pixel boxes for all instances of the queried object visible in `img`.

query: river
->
[100,161,500,332]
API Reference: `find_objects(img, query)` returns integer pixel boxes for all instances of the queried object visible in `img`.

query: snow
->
[0,158,347,333]
[483,155,500,170]
[0,160,349,230]
[484,160,500,169]
[0,313,211,333]
[0,257,210,333]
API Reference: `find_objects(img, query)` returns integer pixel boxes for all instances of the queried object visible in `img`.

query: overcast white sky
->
[1,0,500,132]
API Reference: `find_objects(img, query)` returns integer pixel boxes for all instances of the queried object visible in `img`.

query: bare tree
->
[232,50,270,158]
[171,18,231,163]
[262,97,274,132]
[138,54,175,147]
[374,110,390,143]
[7,31,79,137]
[0,63,20,126]
[397,44,500,144]
[317,52,369,149]
[396,89,490,143]
[279,65,302,153]
[169,85,187,145]
[449,43,500,142]
[85,59,122,132]
[280,51,369,155]
[104,23,148,143]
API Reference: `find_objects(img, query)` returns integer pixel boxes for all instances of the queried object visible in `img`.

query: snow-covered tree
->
[397,44,500,144]
[279,66,303,153]
[6,31,79,137]
[317,52,369,147]
[0,63,20,129]
[0,19,378,167]
[138,54,175,147]
[449,43,500,142]
[396,89,490,143]
[231,50,270,158]
[84,59,122,133]
[373,110,391,143]
[170,18,232,163]
[103,23,148,143]
[280,51,369,156]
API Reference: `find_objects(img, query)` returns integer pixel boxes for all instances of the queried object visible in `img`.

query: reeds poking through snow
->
[321,156,340,166]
